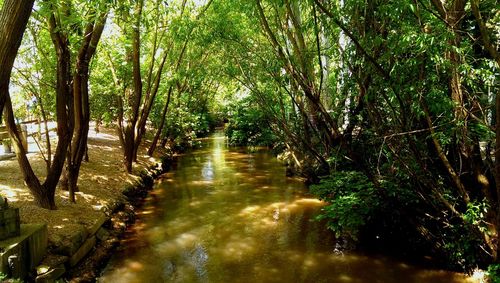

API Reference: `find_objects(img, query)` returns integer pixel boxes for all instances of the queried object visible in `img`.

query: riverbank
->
[0,126,171,281]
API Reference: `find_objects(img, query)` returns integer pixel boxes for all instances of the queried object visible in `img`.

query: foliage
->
[488,264,500,283]
[463,201,489,231]
[163,102,211,143]
[0,272,23,283]
[442,223,486,271]
[310,171,379,240]
[225,96,276,147]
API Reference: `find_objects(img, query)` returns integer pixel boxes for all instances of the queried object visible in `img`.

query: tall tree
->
[0,0,35,121]
[116,0,144,173]
[64,6,109,202]
[2,0,73,210]
[4,0,109,209]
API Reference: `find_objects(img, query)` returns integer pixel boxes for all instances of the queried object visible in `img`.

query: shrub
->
[488,264,500,283]
[310,171,380,241]
[225,97,276,147]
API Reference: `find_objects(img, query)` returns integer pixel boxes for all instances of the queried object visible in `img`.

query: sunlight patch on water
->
[155,241,179,256]
[259,217,277,228]
[221,238,256,260]
[188,180,213,186]
[175,233,197,247]
[201,160,214,181]
[303,256,316,267]
[127,261,144,271]
[294,198,323,206]
[238,205,261,216]
[471,269,486,283]
[139,209,155,215]
[189,200,202,207]
[338,274,354,282]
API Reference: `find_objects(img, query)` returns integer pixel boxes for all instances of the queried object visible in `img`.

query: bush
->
[488,264,500,283]
[158,102,219,148]
[310,171,380,241]
[225,97,276,147]
[0,273,23,283]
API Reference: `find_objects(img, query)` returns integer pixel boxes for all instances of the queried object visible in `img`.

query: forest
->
[0,0,499,280]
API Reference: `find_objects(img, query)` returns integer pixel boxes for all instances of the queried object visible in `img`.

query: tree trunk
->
[66,12,108,202]
[123,124,135,173]
[0,0,35,121]
[0,0,69,210]
[160,137,168,148]
[3,97,56,209]
[133,50,168,161]
[495,86,500,262]
[148,85,173,156]
[20,8,76,210]
[121,0,143,173]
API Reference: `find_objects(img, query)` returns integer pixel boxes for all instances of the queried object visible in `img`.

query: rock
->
[37,254,68,270]
[51,225,88,256]
[69,236,96,267]
[88,214,108,236]
[0,207,20,240]
[101,199,125,216]
[96,227,110,242]
[35,264,65,283]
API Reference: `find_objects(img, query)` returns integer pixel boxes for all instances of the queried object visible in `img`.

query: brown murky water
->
[99,134,477,283]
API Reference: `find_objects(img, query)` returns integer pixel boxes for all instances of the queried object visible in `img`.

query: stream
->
[99,133,475,283]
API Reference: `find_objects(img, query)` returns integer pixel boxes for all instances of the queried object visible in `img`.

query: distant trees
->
[101,0,215,171]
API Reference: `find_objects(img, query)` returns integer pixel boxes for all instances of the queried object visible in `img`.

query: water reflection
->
[99,134,476,283]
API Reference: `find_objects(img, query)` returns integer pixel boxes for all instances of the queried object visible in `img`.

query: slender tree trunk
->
[160,137,168,148]
[123,124,135,173]
[133,50,168,161]
[494,87,500,261]
[40,101,52,174]
[84,144,89,162]
[0,0,35,121]
[3,97,54,208]
[121,0,143,173]
[148,85,173,156]
[66,12,107,202]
